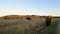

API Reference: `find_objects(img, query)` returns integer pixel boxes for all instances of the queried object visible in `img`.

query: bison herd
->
[26,16,52,26]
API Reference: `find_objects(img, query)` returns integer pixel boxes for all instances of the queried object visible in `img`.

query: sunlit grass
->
[0,18,60,34]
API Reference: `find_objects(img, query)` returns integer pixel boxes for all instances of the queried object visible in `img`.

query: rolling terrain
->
[0,15,60,34]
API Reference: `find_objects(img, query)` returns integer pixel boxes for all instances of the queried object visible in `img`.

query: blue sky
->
[0,0,60,16]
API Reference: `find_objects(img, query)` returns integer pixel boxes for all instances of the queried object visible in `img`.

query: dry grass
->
[0,18,60,34]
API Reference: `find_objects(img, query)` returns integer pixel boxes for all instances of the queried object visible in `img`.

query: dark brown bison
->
[45,16,52,26]
[26,17,31,20]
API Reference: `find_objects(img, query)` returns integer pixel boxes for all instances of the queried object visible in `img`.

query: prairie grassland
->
[39,18,60,34]
[0,18,60,34]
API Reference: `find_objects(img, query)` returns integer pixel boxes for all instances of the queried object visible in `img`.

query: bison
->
[45,16,52,26]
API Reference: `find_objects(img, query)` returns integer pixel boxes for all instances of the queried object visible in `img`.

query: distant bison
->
[26,17,31,20]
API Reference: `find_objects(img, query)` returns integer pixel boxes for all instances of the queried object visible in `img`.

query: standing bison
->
[45,16,52,26]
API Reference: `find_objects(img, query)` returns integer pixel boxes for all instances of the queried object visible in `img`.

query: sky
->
[0,0,60,16]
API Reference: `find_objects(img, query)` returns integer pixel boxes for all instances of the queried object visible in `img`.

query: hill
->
[0,15,40,19]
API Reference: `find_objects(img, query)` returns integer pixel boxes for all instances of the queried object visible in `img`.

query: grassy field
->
[38,18,60,34]
[0,18,60,34]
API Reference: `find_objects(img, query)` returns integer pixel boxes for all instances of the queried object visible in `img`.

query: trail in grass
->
[57,22,60,34]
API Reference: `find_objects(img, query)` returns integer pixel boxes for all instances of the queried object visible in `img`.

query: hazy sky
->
[0,0,60,16]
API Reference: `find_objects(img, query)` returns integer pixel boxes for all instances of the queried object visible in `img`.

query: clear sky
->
[0,0,60,16]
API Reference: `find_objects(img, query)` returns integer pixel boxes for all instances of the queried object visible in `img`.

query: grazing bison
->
[26,17,31,20]
[45,16,52,26]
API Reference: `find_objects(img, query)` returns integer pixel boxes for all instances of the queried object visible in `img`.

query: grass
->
[0,18,45,34]
[0,18,60,34]
[38,18,60,34]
